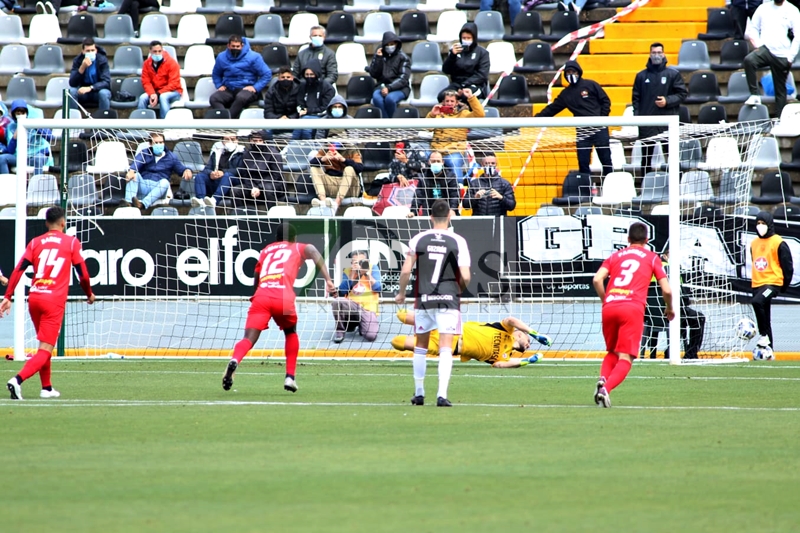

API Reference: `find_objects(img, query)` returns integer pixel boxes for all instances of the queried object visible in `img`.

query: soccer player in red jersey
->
[1,207,95,400]
[222,223,335,393]
[592,222,674,408]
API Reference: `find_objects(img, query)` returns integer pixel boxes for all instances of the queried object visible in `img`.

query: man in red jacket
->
[137,40,183,119]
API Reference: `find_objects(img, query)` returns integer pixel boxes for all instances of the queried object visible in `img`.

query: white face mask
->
[757,224,769,237]
[461,39,473,48]
[224,142,238,152]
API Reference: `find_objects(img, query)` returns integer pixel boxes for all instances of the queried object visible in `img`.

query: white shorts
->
[414,308,462,335]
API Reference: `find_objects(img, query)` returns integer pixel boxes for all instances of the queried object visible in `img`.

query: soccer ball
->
[753,346,775,361]
[735,318,757,341]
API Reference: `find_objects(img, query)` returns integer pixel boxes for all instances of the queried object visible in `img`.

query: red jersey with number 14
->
[252,241,307,301]
[601,245,666,310]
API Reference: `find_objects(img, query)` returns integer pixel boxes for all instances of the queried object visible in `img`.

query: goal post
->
[9,114,760,363]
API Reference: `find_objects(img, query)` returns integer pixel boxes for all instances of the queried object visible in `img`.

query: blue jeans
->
[0,153,47,175]
[372,89,406,119]
[194,171,236,203]
[125,173,170,208]
[137,91,182,119]
[443,152,465,181]
[480,0,521,26]
[291,115,321,140]
[69,87,112,111]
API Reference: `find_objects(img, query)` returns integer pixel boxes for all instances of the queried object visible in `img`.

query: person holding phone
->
[367,31,411,119]
[68,37,112,112]
[439,23,490,103]
[425,88,485,181]
[331,251,382,344]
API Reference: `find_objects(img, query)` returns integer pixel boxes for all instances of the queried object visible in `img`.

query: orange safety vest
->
[751,234,784,288]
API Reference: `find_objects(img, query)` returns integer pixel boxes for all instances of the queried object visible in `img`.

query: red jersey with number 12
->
[601,245,666,310]
[253,241,307,301]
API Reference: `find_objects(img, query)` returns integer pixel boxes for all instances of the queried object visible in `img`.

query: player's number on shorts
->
[35,248,65,279]
[613,259,640,287]
[429,252,444,284]
[260,248,292,277]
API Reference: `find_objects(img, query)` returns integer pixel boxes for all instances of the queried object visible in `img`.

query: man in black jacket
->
[68,38,112,111]
[367,31,411,119]
[631,43,688,174]
[536,60,613,177]
[440,22,490,102]
[462,152,516,216]
[263,67,300,139]
[294,58,335,140]
[231,130,286,210]
[410,151,460,217]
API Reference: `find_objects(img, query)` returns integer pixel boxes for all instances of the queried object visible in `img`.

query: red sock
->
[600,353,618,382]
[40,356,52,389]
[232,339,253,364]
[18,349,52,383]
[284,332,299,378]
[605,359,632,393]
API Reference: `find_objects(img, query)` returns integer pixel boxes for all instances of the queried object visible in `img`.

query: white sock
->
[413,347,427,397]
[437,347,453,399]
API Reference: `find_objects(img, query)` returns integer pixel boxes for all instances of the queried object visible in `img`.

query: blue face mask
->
[430,162,443,174]
[310,36,324,48]
[383,45,396,55]
[331,107,344,118]
[151,53,163,62]
[85,52,96,62]
[152,144,165,156]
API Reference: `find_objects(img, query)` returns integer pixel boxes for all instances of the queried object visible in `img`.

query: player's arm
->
[303,244,336,295]
[501,316,552,346]
[395,251,416,304]
[656,276,675,321]
[593,266,610,302]
[73,243,95,303]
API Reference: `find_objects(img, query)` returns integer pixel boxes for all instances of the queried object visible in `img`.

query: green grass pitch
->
[1,359,799,533]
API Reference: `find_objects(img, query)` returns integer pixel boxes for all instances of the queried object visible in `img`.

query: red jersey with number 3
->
[252,241,307,302]
[12,231,90,305]
[601,245,666,310]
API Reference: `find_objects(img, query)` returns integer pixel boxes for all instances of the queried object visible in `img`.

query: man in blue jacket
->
[210,35,272,119]
[121,131,192,210]
[68,38,112,112]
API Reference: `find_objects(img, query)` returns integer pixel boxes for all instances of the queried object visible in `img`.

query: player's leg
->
[683,308,706,359]
[600,306,644,405]
[412,330,431,405]
[396,308,414,325]
[274,301,300,392]
[224,299,268,390]
[8,300,61,400]
[751,285,776,346]
[434,309,461,407]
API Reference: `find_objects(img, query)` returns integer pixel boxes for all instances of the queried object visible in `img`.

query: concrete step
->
[575,53,677,72]
[619,6,713,23]
[604,21,707,40]
[589,38,684,55]
[649,0,724,7]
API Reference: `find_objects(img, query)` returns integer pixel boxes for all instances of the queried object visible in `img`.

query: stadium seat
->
[467,106,501,140]
[381,0,416,12]
[717,72,749,104]
[696,104,726,124]
[206,14,245,46]
[3,77,37,104]
[418,0,457,11]
[49,109,82,141]
[308,0,344,12]
[24,45,65,76]
[611,105,638,141]
[683,72,720,104]
[772,103,800,137]
[325,12,357,44]
[345,0,384,12]
[92,109,118,120]
[674,40,711,73]
[573,205,601,217]
[487,42,517,75]
[427,11,467,43]
[132,14,172,46]
[356,12,395,44]
[67,174,98,208]
[773,204,800,220]
[760,73,797,104]
[362,141,393,171]
[270,0,305,13]
[171,14,210,46]
[698,137,741,170]
[181,45,215,77]
[592,171,636,206]
[173,141,206,173]
[697,8,735,40]
[261,44,291,75]
[335,42,368,75]
[354,105,383,119]
[188,205,216,216]
[381,205,411,218]
[535,205,564,217]
[410,41,442,73]
[552,171,592,206]
[151,206,180,216]
[110,77,143,109]
[110,46,144,76]
[393,106,420,119]
[57,14,96,45]
[632,172,669,206]
[0,45,31,74]
[474,10,504,42]
[398,11,429,42]
[752,170,796,204]
[738,103,770,123]
[267,205,298,217]
[514,42,555,73]
[163,108,196,141]
[279,141,313,173]
[590,140,625,173]
[22,14,62,45]
[161,0,201,14]
[196,0,236,13]
[539,11,578,43]
[36,77,71,109]
[504,11,543,41]
[622,140,664,174]
[408,74,449,106]
[345,75,375,106]
[0,15,25,45]
[711,40,749,71]
[27,174,60,206]
[343,206,373,218]
[488,75,529,106]
[710,170,749,205]
[235,0,275,13]
[751,136,781,171]
[0,207,16,217]
[306,206,336,216]
[280,13,319,45]
[0,174,17,207]
[113,206,143,218]
[679,138,702,171]
[65,141,89,173]
[204,109,231,119]
[679,105,691,124]
[186,77,216,109]
[679,170,713,203]
[96,15,135,45]
[250,14,285,45]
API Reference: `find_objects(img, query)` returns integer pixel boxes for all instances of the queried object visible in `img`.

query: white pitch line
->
[1,399,799,412]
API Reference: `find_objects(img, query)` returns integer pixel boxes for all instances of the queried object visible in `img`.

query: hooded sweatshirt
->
[535,60,611,118]
[5,100,54,164]
[212,38,272,93]
[315,94,352,139]
[367,31,411,97]
[0,102,12,153]
[632,56,688,138]
[442,23,490,97]
[297,58,335,115]
[752,210,794,291]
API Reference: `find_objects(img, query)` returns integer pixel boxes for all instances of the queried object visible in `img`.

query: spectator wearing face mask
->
[0,100,54,176]
[439,23,490,102]
[121,131,192,210]
[292,26,339,86]
[262,67,301,139]
[410,151,460,218]
[316,95,352,139]
[462,152,516,217]
[69,37,112,112]
[294,59,335,140]
[367,31,411,119]
[138,40,182,119]
[210,35,272,119]
[536,60,613,177]
[232,130,286,210]
[191,134,245,209]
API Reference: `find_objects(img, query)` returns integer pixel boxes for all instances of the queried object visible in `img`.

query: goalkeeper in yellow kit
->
[391,309,552,368]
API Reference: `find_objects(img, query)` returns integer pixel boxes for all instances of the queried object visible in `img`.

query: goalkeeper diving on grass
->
[391,309,552,368]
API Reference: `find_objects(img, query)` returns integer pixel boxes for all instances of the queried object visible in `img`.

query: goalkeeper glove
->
[519,353,542,366]
[530,332,552,347]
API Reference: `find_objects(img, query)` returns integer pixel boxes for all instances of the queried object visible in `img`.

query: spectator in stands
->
[559,0,587,14]
[292,26,339,86]
[191,134,245,210]
[0,103,12,171]
[536,60,613,177]
[231,130,285,210]
[462,152,516,216]
[480,1,521,29]
[315,95,352,139]
[294,59,335,140]
[1,0,14,14]
[122,131,192,210]
[118,0,160,38]
[743,0,800,116]
[331,251,382,344]
[731,0,763,40]
[210,35,272,119]
[69,38,112,112]
[367,31,411,120]
[631,43,687,174]
[263,67,301,138]
[426,88,485,181]
[409,151,459,218]
[0,101,53,176]
[309,141,363,210]
[440,23,490,102]
[138,41,182,120]
[389,141,423,187]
